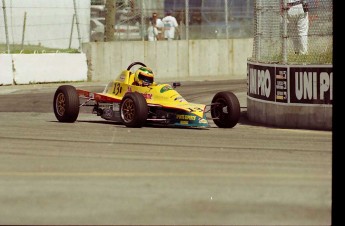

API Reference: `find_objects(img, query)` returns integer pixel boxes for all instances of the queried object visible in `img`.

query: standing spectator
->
[152,12,164,40]
[162,10,179,40]
[286,0,309,54]
[176,9,185,39]
[147,17,158,41]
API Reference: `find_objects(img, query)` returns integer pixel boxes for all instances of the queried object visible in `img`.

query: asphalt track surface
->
[0,80,332,225]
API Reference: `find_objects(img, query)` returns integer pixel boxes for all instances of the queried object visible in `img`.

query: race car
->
[53,62,241,128]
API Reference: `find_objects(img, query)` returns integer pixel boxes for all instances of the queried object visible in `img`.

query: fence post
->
[2,0,10,53]
[104,0,115,41]
[69,14,75,49]
[224,0,229,39]
[255,0,261,61]
[73,0,82,51]
[141,0,145,41]
[185,0,189,40]
[21,11,27,51]
[282,0,288,64]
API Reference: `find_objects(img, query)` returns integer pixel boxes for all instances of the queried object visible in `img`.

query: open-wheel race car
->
[53,62,241,128]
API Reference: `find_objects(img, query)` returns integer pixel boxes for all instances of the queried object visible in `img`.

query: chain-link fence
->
[1,0,254,53]
[0,0,91,53]
[250,0,332,65]
[2,0,331,64]
[90,0,254,41]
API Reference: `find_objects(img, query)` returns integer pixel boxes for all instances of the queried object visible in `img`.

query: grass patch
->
[249,49,332,65]
[0,44,80,54]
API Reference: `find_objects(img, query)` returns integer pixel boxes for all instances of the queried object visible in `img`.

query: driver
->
[133,67,155,86]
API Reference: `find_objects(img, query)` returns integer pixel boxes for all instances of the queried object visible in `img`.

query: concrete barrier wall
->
[1,39,252,85]
[0,53,88,85]
[0,55,13,85]
[247,99,332,130]
[82,39,253,82]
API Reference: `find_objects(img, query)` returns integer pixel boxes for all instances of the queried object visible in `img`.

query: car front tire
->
[211,91,240,128]
[53,85,80,123]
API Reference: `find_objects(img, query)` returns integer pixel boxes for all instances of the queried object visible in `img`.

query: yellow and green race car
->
[53,62,240,128]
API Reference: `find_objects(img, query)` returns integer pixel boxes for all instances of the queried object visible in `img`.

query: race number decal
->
[113,83,122,95]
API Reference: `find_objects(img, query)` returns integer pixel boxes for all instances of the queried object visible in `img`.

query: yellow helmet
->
[134,67,154,86]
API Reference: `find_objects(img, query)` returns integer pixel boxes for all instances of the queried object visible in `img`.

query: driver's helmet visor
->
[138,73,153,84]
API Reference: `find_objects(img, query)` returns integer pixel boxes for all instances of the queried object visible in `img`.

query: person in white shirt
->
[152,12,164,40]
[162,10,179,40]
[285,0,309,54]
[147,17,158,41]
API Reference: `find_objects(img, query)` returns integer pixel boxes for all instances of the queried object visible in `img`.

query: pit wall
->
[247,61,333,130]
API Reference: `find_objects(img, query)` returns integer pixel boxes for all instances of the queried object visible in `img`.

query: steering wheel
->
[126,62,147,71]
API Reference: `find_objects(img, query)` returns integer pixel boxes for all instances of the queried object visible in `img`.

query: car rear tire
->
[120,92,148,128]
[211,91,240,128]
[53,85,80,123]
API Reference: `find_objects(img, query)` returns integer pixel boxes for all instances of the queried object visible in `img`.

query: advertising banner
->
[247,62,333,105]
